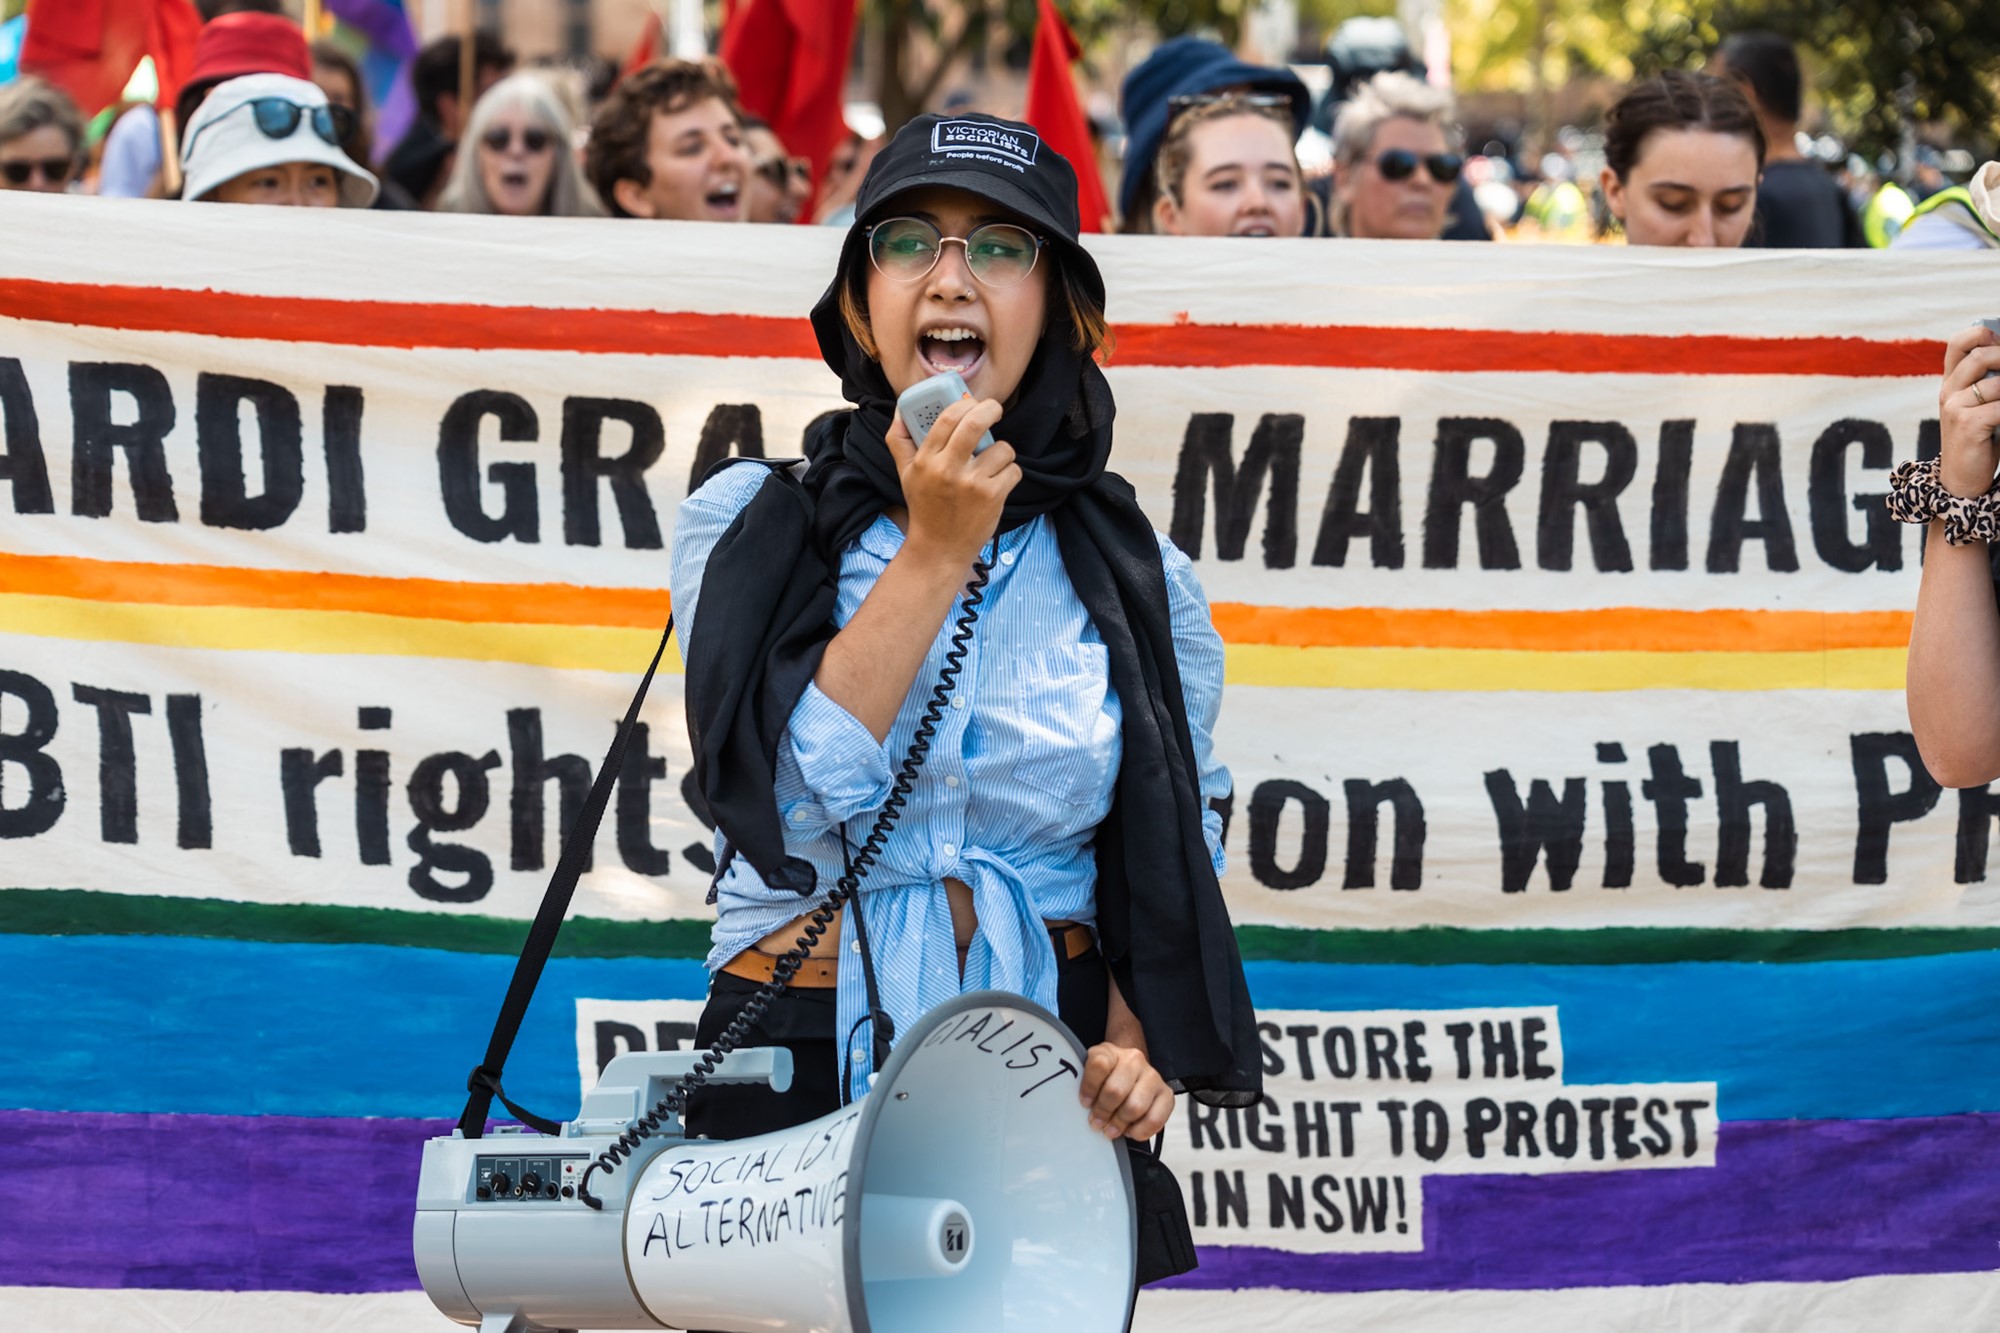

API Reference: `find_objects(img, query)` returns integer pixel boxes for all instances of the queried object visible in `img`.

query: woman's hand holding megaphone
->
[1081,982,1175,1141]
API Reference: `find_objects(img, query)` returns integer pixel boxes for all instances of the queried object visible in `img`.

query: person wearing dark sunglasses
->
[179,73,377,207]
[743,116,811,225]
[439,72,605,218]
[0,77,84,196]
[1330,70,1464,240]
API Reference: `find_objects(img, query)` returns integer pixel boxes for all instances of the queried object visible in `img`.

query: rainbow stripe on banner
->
[4,924,1998,1308]
[0,195,1995,1330]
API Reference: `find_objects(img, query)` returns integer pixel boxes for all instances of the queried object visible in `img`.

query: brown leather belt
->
[719,921,1096,989]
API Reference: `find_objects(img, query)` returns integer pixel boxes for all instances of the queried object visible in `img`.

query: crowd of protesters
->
[0,1,1993,253]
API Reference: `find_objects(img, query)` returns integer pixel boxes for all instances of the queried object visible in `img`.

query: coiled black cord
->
[577,544,996,1209]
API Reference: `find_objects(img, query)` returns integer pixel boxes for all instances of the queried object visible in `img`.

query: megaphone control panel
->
[470,1153,592,1203]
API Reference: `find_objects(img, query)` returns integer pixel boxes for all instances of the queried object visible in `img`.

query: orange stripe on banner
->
[0,553,668,628]
[0,277,1941,376]
[1207,604,1914,653]
[0,554,1914,652]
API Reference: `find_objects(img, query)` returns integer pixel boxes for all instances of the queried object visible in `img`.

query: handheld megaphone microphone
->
[414,990,1138,1332]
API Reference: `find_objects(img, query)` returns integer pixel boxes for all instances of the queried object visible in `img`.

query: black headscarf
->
[683,113,1259,1106]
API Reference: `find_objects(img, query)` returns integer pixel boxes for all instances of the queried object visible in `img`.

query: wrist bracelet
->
[1885,456,2000,546]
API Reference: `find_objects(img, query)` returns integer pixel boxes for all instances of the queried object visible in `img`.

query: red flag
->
[1023,0,1109,232]
[719,0,857,221]
[620,13,662,82]
[21,0,201,117]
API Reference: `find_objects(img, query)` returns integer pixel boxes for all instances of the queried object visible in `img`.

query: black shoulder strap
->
[457,614,675,1139]
[695,454,807,491]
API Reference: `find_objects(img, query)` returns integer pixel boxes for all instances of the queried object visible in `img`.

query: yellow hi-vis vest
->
[1906,186,2000,248]
[1862,182,1915,247]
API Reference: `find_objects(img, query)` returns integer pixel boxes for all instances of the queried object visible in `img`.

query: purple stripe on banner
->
[3,1109,438,1293]
[1172,1113,2000,1293]
[3,1109,1996,1294]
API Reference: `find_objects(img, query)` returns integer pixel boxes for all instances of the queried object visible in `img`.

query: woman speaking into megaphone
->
[671,113,1261,1170]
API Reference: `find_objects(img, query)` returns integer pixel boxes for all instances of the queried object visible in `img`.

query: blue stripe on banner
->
[2,934,709,1121]
[1244,954,2000,1122]
[3,935,1996,1121]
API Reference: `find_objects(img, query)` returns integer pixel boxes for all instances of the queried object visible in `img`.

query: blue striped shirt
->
[671,463,1230,1101]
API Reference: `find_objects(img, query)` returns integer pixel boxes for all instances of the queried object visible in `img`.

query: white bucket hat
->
[1970,161,2000,236]
[181,72,379,207]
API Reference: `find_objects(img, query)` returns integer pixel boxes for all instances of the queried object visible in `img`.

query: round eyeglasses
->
[865,217,1046,287]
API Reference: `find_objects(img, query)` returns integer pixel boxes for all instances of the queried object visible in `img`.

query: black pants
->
[683,945,1111,1142]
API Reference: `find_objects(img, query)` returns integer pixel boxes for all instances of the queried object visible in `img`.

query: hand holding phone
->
[895,370,995,455]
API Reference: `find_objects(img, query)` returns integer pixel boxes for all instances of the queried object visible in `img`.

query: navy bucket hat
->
[1117,37,1310,221]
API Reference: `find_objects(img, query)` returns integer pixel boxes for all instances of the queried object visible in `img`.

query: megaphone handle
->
[578,543,998,1208]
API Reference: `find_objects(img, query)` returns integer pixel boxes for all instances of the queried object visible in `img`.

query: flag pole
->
[158,107,183,198]
[303,0,322,39]
[458,0,477,136]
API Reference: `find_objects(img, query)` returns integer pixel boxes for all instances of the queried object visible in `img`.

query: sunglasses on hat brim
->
[1371,149,1464,184]
[184,97,355,163]
[1167,90,1294,117]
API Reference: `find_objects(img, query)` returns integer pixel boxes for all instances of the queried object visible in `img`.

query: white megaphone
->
[414,990,1138,1332]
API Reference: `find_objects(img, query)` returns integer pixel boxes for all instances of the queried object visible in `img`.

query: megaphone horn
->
[415,991,1139,1333]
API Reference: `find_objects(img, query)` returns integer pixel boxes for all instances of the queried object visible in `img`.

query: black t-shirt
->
[384,117,453,205]
[1746,159,1864,248]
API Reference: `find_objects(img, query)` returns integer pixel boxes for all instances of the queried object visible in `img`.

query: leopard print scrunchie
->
[1885,456,2000,546]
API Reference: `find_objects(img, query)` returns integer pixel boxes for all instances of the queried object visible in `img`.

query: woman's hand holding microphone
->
[885,394,1020,571]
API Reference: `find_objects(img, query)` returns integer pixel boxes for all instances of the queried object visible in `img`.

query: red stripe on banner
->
[1112,322,1942,377]
[0,278,823,359]
[0,277,1943,376]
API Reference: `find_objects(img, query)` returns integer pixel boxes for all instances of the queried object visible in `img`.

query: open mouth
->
[705,182,741,215]
[920,326,986,377]
[500,169,531,192]
[1233,221,1277,237]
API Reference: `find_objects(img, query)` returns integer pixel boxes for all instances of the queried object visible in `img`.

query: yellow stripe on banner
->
[0,593,1907,691]
[0,594,680,674]
[1222,644,1907,691]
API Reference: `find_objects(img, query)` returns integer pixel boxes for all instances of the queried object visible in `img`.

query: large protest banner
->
[1,190,1996,1330]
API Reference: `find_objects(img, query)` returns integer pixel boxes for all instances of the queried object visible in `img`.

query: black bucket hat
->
[811,112,1107,370]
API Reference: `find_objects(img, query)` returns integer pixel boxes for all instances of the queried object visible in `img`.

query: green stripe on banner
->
[7,887,2000,966]
[0,888,714,958]
[1229,923,2000,966]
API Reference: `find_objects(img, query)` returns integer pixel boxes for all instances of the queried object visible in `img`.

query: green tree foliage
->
[1445,0,1998,156]
[1625,0,1999,157]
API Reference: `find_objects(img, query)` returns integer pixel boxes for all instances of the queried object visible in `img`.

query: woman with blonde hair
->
[438,71,605,218]
[1151,93,1310,237]
[1330,70,1463,239]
